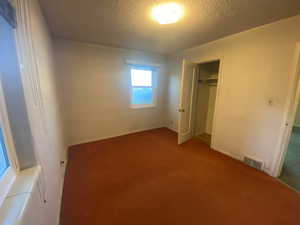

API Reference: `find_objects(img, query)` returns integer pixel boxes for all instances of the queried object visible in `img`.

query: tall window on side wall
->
[0,128,9,178]
[0,78,18,200]
[130,65,157,108]
[0,3,18,202]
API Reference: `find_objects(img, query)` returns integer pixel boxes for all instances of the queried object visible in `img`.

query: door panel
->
[178,59,197,144]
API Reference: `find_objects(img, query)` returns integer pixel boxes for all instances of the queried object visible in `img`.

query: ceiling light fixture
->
[151,2,184,25]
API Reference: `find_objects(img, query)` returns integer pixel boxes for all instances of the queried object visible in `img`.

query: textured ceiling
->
[39,0,300,54]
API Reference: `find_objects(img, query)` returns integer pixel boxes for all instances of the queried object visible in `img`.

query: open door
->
[178,59,197,144]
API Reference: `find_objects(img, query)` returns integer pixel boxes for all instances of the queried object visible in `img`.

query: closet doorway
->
[193,61,220,145]
[178,59,221,146]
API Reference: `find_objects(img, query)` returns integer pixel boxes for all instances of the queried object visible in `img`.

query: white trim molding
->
[271,42,300,177]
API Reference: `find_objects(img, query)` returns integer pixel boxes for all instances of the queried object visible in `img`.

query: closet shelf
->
[198,78,218,84]
[207,78,217,81]
[198,74,218,83]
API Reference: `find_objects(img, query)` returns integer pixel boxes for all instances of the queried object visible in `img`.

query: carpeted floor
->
[61,128,300,225]
[280,127,300,191]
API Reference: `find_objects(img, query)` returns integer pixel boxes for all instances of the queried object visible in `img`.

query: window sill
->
[0,168,16,207]
[130,104,156,109]
[0,166,41,225]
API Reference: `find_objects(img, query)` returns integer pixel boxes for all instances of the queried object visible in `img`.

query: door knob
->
[178,109,185,112]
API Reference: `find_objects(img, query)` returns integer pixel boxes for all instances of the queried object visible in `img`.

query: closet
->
[193,60,220,145]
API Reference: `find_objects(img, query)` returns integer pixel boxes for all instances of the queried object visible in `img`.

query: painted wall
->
[166,14,300,175]
[54,39,168,145]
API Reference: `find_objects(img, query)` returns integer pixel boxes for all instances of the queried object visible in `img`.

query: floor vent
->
[244,157,263,170]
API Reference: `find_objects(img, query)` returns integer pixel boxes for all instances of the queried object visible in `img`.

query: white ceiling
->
[39,0,300,54]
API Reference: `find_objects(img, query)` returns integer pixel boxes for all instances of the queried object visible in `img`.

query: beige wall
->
[54,39,168,145]
[166,14,300,175]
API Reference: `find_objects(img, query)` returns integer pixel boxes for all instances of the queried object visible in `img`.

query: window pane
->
[131,69,152,87]
[132,87,153,105]
[0,127,9,178]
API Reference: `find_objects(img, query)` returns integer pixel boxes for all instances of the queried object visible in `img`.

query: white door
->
[178,59,197,144]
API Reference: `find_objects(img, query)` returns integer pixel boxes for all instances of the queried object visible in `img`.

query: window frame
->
[129,64,158,109]
[0,75,19,205]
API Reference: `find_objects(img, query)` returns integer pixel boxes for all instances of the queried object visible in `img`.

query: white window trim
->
[128,64,158,109]
[125,60,161,68]
[0,74,19,206]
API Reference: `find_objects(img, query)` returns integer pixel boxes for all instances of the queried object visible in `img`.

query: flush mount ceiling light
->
[151,2,184,25]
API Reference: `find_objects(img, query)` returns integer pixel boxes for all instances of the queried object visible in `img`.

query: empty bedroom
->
[1,0,300,225]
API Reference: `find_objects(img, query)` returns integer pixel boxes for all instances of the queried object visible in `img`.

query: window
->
[130,65,157,108]
[0,14,19,205]
[0,79,17,203]
[0,127,9,178]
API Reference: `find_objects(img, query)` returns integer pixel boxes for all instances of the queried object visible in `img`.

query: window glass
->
[132,87,153,105]
[131,69,152,86]
[0,127,9,178]
[130,67,154,106]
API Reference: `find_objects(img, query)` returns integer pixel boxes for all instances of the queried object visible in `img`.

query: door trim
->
[189,57,224,149]
[271,42,300,177]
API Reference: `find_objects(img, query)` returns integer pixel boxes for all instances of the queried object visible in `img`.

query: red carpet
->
[61,128,300,225]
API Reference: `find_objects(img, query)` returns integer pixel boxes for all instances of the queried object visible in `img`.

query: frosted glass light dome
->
[151,3,184,24]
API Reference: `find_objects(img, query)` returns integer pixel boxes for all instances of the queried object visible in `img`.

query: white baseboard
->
[213,148,272,175]
[69,126,165,146]
[166,125,178,133]
[213,148,243,162]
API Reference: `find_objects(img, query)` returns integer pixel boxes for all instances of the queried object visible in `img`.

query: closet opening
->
[192,60,220,146]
